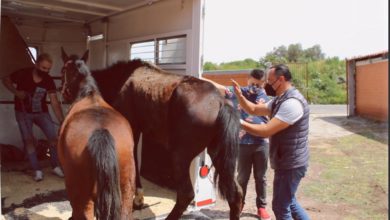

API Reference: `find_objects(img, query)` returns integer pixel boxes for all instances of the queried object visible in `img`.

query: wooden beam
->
[8,0,107,16]
[53,0,122,12]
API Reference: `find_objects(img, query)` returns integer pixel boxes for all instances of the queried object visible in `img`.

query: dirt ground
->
[1,105,388,219]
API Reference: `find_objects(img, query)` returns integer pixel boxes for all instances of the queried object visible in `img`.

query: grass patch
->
[304,132,388,219]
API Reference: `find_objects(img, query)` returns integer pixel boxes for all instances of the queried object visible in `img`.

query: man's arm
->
[240,117,289,137]
[199,76,226,96]
[48,92,64,123]
[2,76,26,99]
[231,79,270,116]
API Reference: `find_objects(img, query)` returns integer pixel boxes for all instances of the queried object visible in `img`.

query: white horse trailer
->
[0,0,216,218]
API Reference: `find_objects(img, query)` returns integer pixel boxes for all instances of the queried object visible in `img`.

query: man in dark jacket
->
[232,64,310,220]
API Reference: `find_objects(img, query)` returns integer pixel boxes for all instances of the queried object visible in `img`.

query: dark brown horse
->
[61,48,243,220]
[58,52,135,220]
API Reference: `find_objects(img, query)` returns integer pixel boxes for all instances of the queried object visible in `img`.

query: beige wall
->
[356,60,388,121]
[88,0,202,75]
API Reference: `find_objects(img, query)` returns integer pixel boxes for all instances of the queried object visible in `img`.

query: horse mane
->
[70,58,101,101]
[78,75,100,99]
[91,59,162,104]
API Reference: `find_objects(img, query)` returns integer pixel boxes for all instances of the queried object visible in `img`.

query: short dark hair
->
[36,53,53,64]
[250,69,265,80]
[271,64,292,81]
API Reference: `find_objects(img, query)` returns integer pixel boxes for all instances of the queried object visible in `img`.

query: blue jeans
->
[272,166,310,220]
[15,111,60,170]
[237,143,269,208]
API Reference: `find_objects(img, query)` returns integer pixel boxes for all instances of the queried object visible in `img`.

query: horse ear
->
[81,50,89,63]
[61,47,69,63]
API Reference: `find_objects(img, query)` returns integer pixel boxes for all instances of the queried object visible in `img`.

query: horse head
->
[60,47,93,103]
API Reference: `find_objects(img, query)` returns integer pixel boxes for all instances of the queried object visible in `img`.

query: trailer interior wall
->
[0,0,205,151]
[88,0,204,76]
[0,20,86,148]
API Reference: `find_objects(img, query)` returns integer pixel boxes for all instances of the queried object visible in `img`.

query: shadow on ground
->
[2,190,67,214]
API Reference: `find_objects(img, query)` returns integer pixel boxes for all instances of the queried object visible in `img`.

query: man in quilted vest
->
[232,64,310,220]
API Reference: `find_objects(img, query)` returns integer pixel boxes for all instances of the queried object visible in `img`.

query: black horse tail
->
[87,128,121,220]
[209,101,241,201]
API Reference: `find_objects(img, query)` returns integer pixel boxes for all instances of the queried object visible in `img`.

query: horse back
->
[118,66,184,143]
[169,77,223,134]
[59,96,134,164]
[119,66,223,145]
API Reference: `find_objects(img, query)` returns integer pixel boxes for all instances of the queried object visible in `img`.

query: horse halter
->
[61,60,83,101]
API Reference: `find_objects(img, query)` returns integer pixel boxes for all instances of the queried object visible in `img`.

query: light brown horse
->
[58,53,135,220]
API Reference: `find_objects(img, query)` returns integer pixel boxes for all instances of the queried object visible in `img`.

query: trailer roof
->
[2,0,162,25]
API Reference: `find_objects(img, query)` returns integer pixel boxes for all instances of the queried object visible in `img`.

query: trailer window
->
[28,46,38,63]
[157,35,186,65]
[130,40,155,63]
[130,35,186,65]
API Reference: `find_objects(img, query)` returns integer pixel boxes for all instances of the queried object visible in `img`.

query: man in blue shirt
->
[202,69,271,220]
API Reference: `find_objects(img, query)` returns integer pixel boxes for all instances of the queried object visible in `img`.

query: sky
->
[202,0,389,63]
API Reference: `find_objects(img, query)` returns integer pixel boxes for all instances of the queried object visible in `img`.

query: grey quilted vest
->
[270,87,309,170]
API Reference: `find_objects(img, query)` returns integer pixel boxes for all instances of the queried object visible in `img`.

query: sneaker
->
[34,170,44,182]
[52,166,64,177]
[258,207,271,220]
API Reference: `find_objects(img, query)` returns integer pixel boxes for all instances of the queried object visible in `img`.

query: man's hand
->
[15,90,26,100]
[231,79,242,96]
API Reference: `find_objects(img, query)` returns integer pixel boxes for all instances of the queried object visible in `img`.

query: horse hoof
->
[133,202,144,210]
[133,188,144,210]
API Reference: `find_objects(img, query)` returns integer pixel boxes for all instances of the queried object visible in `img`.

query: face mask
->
[265,77,281,96]
[248,84,261,94]
[36,68,48,77]
[264,83,276,96]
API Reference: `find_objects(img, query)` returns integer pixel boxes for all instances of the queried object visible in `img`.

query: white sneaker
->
[52,166,64,177]
[34,170,43,182]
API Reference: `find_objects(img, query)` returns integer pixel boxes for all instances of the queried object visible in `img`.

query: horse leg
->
[227,179,243,220]
[132,129,144,209]
[65,168,95,220]
[119,150,135,220]
[166,154,194,220]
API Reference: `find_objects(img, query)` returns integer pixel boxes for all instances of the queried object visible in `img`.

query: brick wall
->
[202,71,250,87]
[356,60,388,121]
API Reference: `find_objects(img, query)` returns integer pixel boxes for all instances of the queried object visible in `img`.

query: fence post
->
[306,62,309,103]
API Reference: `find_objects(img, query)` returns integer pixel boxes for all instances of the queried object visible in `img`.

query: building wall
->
[355,60,388,121]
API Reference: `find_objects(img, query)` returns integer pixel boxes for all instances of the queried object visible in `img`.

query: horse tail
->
[209,101,241,201]
[87,128,121,220]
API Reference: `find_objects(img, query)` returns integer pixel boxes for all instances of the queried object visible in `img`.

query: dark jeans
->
[237,143,269,208]
[272,166,310,220]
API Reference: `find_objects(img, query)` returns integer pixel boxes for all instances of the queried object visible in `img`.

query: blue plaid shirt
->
[225,86,269,145]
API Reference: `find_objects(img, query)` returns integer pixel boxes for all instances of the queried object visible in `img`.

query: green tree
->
[203,61,218,71]
[304,44,325,61]
[287,43,304,62]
